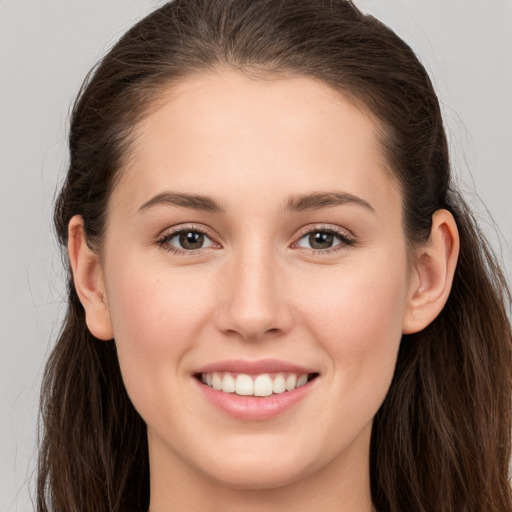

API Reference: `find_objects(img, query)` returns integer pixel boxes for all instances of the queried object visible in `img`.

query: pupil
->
[309,231,333,249]
[179,231,204,250]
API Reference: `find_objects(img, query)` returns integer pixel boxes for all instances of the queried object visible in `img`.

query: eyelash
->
[156,224,355,256]
[293,224,355,254]
[156,224,219,255]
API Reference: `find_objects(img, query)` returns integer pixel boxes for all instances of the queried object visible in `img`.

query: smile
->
[199,372,316,397]
[193,360,320,420]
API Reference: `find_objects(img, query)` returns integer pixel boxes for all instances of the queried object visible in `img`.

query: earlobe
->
[402,209,460,334]
[68,215,114,340]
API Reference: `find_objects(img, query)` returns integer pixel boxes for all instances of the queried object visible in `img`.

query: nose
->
[214,243,293,341]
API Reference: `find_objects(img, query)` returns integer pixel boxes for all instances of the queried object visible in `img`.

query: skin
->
[68,70,459,512]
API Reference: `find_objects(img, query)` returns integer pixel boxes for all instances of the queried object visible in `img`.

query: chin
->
[197,447,321,491]
[208,464,309,491]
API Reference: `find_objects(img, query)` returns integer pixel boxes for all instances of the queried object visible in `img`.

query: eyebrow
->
[285,191,375,213]
[137,192,226,214]
[137,190,374,215]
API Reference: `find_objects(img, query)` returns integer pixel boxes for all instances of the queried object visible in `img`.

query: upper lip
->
[194,359,317,375]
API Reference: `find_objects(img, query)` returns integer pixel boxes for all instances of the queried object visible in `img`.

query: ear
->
[402,209,460,334]
[68,215,114,340]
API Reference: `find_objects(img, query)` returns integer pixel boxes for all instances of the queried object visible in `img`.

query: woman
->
[38,0,512,511]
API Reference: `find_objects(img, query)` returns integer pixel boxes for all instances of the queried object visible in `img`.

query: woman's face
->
[101,71,415,491]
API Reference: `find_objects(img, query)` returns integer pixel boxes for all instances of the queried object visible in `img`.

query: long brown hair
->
[38,1,512,510]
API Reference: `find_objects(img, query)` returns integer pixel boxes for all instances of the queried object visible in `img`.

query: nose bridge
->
[216,236,291,340]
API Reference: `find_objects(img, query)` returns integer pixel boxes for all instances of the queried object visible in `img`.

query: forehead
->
[113,70,400,218]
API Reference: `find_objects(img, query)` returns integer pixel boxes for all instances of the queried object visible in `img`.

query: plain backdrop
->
[1,1,511,510]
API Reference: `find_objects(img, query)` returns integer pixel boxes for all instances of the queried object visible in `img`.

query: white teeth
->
[272,373,286,394]
[285,374,297,391]
[297,374,308,388]
[235,374,254,395]
[222,373,236,393]
[254,374,273,397]
[212,372,223,390]
[201,371,313,396]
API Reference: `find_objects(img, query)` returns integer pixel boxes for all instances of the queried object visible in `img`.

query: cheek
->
[103,257,217,408]
[106,252,216,339]
[296,252,409,402]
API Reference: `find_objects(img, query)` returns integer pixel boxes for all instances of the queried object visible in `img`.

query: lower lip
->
[194,378,318,420]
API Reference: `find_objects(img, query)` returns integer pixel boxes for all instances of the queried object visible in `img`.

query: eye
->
[295,228,354,251]
[157,228,217,253]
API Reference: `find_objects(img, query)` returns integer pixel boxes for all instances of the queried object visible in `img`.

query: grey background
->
[1,1,511,510]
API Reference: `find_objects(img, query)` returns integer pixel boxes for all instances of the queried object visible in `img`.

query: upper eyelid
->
[158,223,218,240]
[158,222,351,236]
[294,223,354,240]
